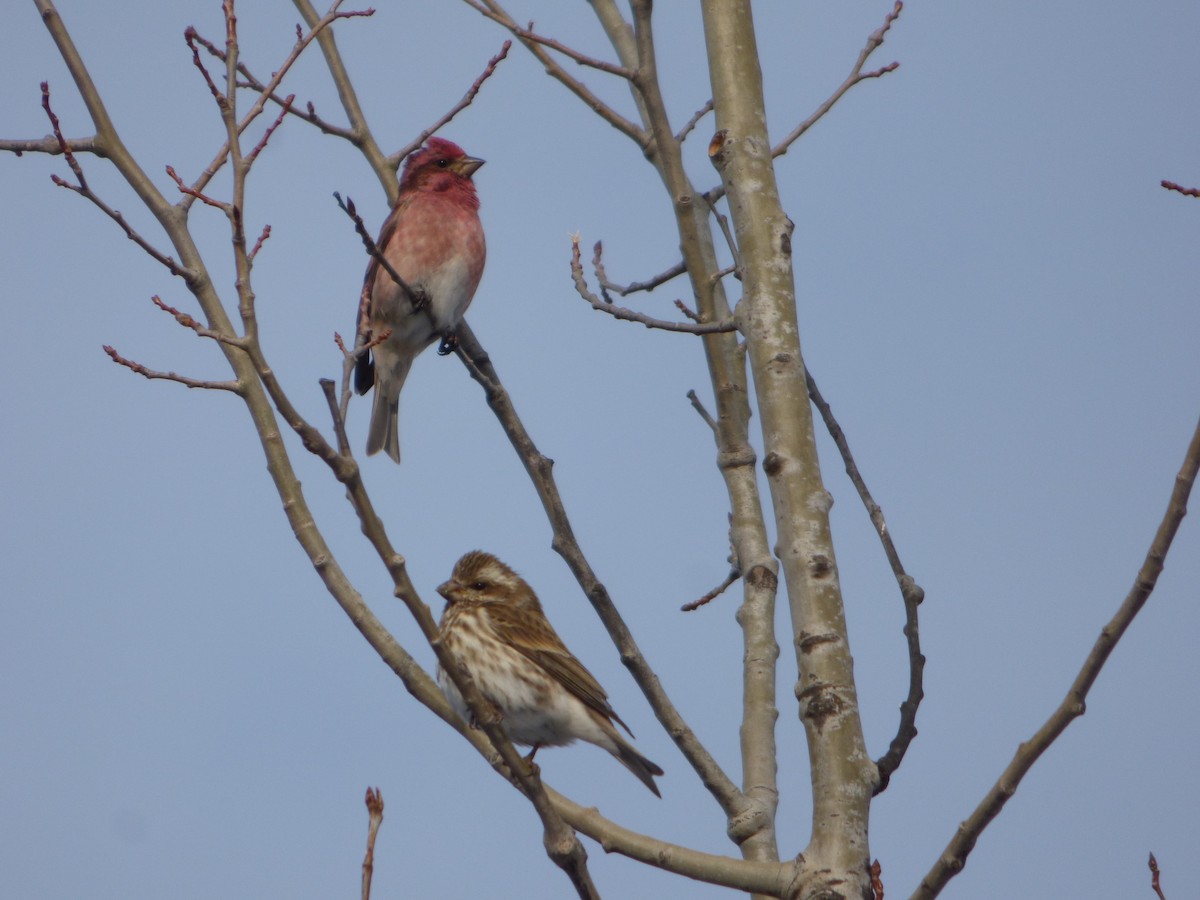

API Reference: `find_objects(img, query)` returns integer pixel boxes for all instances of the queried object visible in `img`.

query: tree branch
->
[187,27,358,142]
[771,1,902,160]
[178,1,373,213]
[571,236,736,334]
[452,323,746,809]
[386,40,513,169]
[702,2,877,894]
[38,83,189,277]
[593,0,783,864]
[0,134,104,157]
[703,1,903,206]
[461,6,633,78]
[102,344,243,393]
[293,0,395,197]
[804,370,925,793]
[461,0,649,148]
[675,98,714,143]
[592,242,687,297]
[913,416,1200,899]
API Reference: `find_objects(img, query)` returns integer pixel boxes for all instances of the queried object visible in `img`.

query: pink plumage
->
[355,138,486,462]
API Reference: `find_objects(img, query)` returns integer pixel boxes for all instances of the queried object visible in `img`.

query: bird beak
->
[437,579,461,603]
[452,156,485,179]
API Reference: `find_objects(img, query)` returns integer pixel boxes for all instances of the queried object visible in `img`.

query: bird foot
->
[521,744,542,778]
[436,332,459,356]
[468,699,504,730]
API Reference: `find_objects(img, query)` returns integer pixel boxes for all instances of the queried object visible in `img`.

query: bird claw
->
[410,287,431,311]
[522,744,542,778]
[436,332,459,356]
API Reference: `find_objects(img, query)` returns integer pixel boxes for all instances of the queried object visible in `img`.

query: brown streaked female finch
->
[436,551,664,797]
[354,137,486,463]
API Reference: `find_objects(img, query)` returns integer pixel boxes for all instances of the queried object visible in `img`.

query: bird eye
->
[436,158,450,168]
[471,581,487,590]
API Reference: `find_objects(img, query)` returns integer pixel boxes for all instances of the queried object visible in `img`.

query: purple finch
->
[354,137,486,462]
[436,551,664,797]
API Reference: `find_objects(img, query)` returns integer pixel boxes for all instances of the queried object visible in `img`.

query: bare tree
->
[3,2,1196,898]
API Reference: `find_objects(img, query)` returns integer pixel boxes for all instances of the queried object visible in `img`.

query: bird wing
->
[353,197,412,396]
[486,602,636,737]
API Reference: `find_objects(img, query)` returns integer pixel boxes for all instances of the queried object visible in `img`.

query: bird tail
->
[366,381,402,463]
[611,735,664,798]
[363,354,413,464]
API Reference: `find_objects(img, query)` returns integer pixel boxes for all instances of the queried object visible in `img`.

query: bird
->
[354,137,486,463]
[436,550,664,797]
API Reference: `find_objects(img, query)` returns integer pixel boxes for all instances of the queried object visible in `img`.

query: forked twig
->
[772,1,902,159]
[593,243,687,298]
[39,83,188,277]
[572,237,736,334]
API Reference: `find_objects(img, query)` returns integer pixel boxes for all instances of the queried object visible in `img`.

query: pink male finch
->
[436,551,664,797]
[354,137,486,462]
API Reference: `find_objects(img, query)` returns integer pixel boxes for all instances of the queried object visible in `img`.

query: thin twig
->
[320,378,353,457]
[675,98,714,143]
[333,192,421,303]
[686,389,718,432]
[361,787,383,900]
[702,193,741,278]
[184,26,227,108]
[39,83,189,278]
[179,3,375,212]
[334,325,390,421]
[871,859,884,900]
[681,568,740,612]
[572,236,736,334]
[40,80,85,186]
[189,27,358,142]
[771,1,901,159]
[1148,852,1167,900]
[703,1,903,206]
[593,242,687,297]
[150,295,245,346]
[387,40,513,169]
[804,369,925,793]
[166,164,228,209]
[249,224,271,260]
[914,416,1200,899]
[1161,179,1200,198]
[245,94,294,165]
[460,4,632,78]
[102,345,243,393]
[675,299,701,322]
[461,0,649,147]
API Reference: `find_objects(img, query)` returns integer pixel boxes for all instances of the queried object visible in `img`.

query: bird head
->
[400,138,485,194]
[437,550,534,608]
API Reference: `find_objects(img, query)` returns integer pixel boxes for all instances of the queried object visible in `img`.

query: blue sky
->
[2,2,1198,898]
